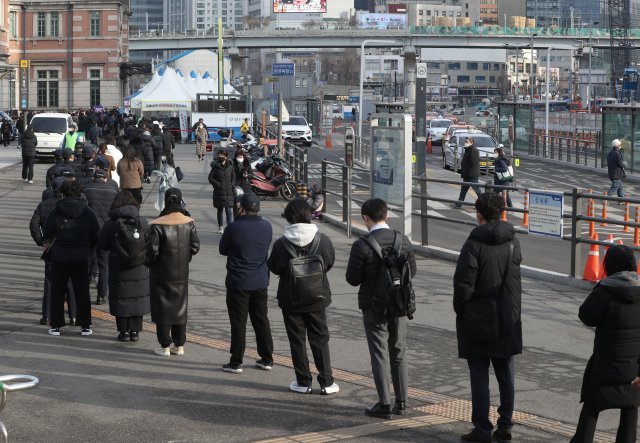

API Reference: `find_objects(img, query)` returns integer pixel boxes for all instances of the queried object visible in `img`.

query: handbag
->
[496,165,515,182]
[175,166,184,182]
[463,243,513,344]
[40,219,69,261]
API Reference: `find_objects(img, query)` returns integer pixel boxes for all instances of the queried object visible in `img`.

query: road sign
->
[266,77,279,83]
[20,59,29,68]
[514,158,520,167]
[19,60,29,111]
[528,190,564,238]
[272,63,295,76]
[417,62,427,79]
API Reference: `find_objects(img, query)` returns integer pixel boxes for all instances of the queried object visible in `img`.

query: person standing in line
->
[208,149,235,234]
[268,198,338,394]
[162,124,175,154]
[99,190,150,342]
[493,147,513,208]
[453,136,482,208]
[219,192,274,374]
[233,149,253,194]
[570,245,640,443]
[453,193,522,443]
[607,138,626,200]
[194,119,208,162]
[45,149,64,189]
[1,118,12,147]
[20,124,37,184]
[117,148,145,204]
[146,188,200,356]
[154,153,179,212]
[345,198,416,419]
[43,180,100,337]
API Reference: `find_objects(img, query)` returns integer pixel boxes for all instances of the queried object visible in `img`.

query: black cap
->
[239,192,260,212]
[164,187,182,205]
[94,156,109,169]
[62,148,73,159]
[93,168,107,179]
[82,146,94,157]
[53,148,63,159]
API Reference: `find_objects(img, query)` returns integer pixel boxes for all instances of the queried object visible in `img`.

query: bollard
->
[500,192,508,221]
[427,135,433,154]
[601,192,608,226]
[624,202,631,233]
[299,183,308,199]
[295,182,303,197]
[521,190,529,227]
[325,133,333,149]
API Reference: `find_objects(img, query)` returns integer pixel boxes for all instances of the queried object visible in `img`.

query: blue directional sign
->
[272,63,295,76]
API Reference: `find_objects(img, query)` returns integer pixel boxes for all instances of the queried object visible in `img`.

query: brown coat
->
[117,158,144,189]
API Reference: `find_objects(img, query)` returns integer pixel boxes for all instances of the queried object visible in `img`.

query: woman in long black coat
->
[233,150,253,193]
[21,125,37,183]
[146,188,200,357]
[98,190,150,342]
[208,149,235,234]
[571,245,640,443]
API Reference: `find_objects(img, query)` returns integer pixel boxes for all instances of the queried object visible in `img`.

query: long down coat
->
[145,211,200,325]
[208,159,235,208]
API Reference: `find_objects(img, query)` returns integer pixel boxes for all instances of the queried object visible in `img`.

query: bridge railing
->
[320,159,640,279]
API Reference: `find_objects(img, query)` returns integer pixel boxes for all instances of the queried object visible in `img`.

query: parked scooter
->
[250,155,296,201]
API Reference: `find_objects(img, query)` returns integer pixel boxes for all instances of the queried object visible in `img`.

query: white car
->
[31,113,84,160]
[281,115,312,147]
[451,108,465,115]
[428,119,453,146]
[442,131,501,172]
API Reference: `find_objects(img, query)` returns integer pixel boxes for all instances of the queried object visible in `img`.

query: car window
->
[31,117,68,134]
[430,120,452,128]
[457,135,495,147]
[286,117,307,126]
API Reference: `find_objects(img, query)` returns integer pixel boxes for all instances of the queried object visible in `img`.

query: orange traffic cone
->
[623,202,631,233]
[635,207,640,247]
[601,193,608,226]
[325,133,333,149]
[583,233,601,282]
[588,200,595,239]
[427,135,433,154]
[522,191,529,228]
[599,234,615,279]
[501,193,508,221]
[618,239,624,245]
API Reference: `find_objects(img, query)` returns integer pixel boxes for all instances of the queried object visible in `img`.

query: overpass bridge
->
[129,26,640,51]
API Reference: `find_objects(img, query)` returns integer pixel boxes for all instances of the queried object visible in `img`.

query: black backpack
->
[112,218,146,268]
[363,231,416,320]
[281,234,326,309]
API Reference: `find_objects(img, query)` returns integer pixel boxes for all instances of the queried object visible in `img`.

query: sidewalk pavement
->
[0,144,632,442]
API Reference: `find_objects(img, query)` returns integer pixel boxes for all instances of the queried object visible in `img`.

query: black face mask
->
[218,157,226,163]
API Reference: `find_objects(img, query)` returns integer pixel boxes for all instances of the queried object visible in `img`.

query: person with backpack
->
[267,198,338,394]
[346,198,416,419]
[453,192,522,443]
[146,188,200,356]
[99,190,150,342]
[219,192,274,374]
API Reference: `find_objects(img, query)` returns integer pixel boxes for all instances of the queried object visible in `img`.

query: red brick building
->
[8,0,130,111]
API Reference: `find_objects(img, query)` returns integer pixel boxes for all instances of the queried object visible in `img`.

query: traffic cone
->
[427,135,433,154]
[325,133,333,149]
[623,202,631,233]
[635,207,640,247]
[599,234,615,279]
[522,191,529,228]
[583,233,601,282]
[501,192,508,221]
[588,200,595,239]
[601,193,608,226]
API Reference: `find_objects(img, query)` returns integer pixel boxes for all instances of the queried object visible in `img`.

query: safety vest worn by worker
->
[64,132,79,149]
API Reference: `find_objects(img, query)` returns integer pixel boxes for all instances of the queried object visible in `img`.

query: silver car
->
[442,131,500,173]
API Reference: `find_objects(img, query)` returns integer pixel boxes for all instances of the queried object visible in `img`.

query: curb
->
[321,212,594,291]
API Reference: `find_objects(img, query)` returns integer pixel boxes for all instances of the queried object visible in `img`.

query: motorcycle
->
[250,155,296,201]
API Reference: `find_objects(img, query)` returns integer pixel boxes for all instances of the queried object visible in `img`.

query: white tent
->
[130,67,193,112]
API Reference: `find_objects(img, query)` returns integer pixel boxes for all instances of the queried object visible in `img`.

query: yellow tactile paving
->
[91,309,617,442]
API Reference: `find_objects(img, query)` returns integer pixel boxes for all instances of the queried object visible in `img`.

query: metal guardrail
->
[0,375,39,443]
[320,159,640,278]
[255,123,308,185]
[528,133,602,168]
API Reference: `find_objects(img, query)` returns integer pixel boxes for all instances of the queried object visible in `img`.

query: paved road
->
[0,142,633,442]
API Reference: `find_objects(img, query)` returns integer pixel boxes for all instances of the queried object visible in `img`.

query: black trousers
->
[571,403,638,443]
[282,309,334,388]
[226,288,273,366]
[88,247,98,279]
[96,247,109,299]
[458,177,483,202]
[467,357,515,438]
[116,316,143,333]
[156,323,186,348]
[43,260,76,319]
[22,155,35,181]
[50,261,91,329]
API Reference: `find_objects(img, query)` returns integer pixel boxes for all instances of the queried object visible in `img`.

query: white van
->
[31,113,77,160]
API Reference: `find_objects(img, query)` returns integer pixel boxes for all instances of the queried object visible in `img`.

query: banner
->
[273,0,326,13]
[178,111,189,142]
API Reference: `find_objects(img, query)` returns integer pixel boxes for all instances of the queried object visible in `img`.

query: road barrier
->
[320,159,640,279]
[529,132,602,168]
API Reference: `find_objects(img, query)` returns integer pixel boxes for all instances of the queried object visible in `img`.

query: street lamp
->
[587,21,599,113]
[530,33,538,101]
[358,39,398,142]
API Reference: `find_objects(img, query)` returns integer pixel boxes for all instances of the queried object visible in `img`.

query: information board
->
[528,190,564,238]
[272,63,295,76]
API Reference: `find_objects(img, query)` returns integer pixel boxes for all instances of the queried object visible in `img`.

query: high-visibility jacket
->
[63,132,79,149]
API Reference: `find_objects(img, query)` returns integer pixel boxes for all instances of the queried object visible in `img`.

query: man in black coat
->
[45,149,64,189]
[453,192,522,443]
[219,192,274,374]
[346,198,416,419]
[162,125,175,154]
[454,136,482,208]
[208,149,236,234]
[82,169,118,305]
[607,138,626,199]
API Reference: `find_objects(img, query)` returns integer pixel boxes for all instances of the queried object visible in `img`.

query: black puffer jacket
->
[82,180,119,227]
[578,271,640,409]
[233,158,254,193]
[29,194,61,246]
[346,227,416,311]
[99,205,150,318]
[607,148,625,180]
[45,160,64,189]
[140,132,156,171]
[145,212,200,325]
[42,197,100,264]
[151,128,163,161]
[453,221,523,359]
[162,130,174,152]
[21,129,37,157]
[208,159,236,208]
[460,143,480,179]
[268,223,335,313]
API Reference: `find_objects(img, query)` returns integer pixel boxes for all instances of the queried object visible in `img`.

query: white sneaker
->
[154,347,170,356]
[218,226,224,234]
[170,345,184,356]
[28,180,33,184]
[289,381,312,394]
[80,328,93,336]
[48,328,61,336]
[320,383,340,395]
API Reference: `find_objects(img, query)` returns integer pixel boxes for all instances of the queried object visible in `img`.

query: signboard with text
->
[273,0,326,13]
[272,63,295,76]
[19,59,29,111]
[528,190,564,238]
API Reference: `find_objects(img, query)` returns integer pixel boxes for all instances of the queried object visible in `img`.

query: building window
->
[457,75,470,83]
[383,59,398,71]
[448,62,460,70]
[9,11,16,38]
[490,76,496,83]
[50,12,59,37]
[37,70,58,108]
[494,63,500,71]
[427,62,440,69]
[90,11,100,37]
[89,69,101,107]
[475,76,486,83]
[37,12,46,38]
[467,62,478,70]
[483,63,491,71]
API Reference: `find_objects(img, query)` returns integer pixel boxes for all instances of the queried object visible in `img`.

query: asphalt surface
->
[0,141,635,442]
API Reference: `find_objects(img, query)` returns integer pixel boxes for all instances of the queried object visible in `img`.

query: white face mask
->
[464,142,471,147]
[236,156,244,162]
[494,153,499,158]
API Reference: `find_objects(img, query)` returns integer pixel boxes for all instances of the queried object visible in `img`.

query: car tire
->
[442,154,450,170]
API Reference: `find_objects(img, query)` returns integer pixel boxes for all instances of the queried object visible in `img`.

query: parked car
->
[443,124,477,144]
[451,108,465,116]
[280,115,313,147]
[428,119,453,145]
[31,113,84,160]
[442,130,501,172]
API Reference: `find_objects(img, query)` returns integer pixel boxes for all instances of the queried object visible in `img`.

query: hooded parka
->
[208,159,235,208]
[453,220,523,360]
